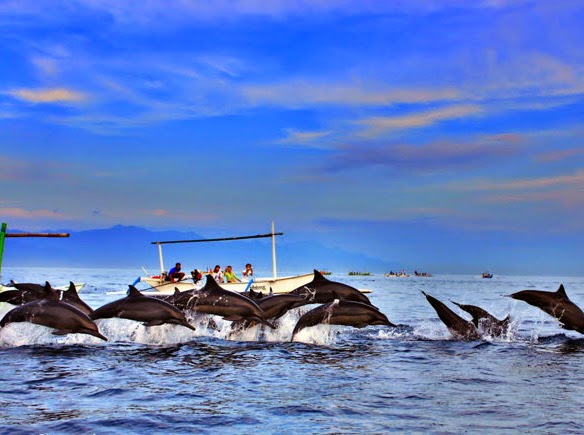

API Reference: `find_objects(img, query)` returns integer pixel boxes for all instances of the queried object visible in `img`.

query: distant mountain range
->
[2,225,399,275]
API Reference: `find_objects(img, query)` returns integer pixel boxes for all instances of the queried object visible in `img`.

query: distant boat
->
[413,270,432,277]
[482,272,493,279]
[348,271,371,276]
[385,271,410,278]
[319,270,332,276]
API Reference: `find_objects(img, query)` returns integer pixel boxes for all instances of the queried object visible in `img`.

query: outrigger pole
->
[0,222,70,279]
[150,222,283,278]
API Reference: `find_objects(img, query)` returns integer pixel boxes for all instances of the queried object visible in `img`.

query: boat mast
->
[271,221,277,278]
[156,242,164,276]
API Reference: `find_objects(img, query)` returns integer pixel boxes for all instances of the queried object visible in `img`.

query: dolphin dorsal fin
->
[174,288,181,296]
[556,284,568,299]
[313,269,328,282]
[43,282,59,300]
[127,285,143,297]
[203,274,223,292]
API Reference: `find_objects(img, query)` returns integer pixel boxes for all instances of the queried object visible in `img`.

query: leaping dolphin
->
[60,281,93,315]
[289,270,375,307]
[291,300,395,341]
[90,286,196,331]
[451,301,511,337]
[422,291,481,340]
[184,275,275,328]
[0,299,107,341]
[509,284,584,334]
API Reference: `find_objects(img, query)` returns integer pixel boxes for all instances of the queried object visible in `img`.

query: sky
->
[1,0,583,275]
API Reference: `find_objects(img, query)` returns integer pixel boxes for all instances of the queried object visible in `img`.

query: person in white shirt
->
[212,265,224,283]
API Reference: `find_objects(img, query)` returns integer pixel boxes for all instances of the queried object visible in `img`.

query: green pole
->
[0,222,7,279]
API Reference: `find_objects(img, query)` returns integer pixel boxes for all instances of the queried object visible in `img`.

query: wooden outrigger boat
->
[139,223,314,295]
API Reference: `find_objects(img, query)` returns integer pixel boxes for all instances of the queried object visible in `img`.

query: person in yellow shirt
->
[224,265,241,283]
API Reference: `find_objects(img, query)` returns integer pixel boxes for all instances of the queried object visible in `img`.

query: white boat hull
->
[140,272,315,295]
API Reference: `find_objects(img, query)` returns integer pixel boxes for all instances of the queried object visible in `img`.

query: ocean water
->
[1,267,584,433]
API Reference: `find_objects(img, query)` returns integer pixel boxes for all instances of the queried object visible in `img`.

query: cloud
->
[357,105,483,136]
[322,135,523,174]
[0,207,68,219]
[431,169,584,211]
[277,129,332,148]
[535,148,584,163]
[465,170,584,191]
[486,190,584,209]
[0,155,35,181]
[242,81,459,108]
[6,87,87,103]
[31,56,59,76]
[0,0,536,27]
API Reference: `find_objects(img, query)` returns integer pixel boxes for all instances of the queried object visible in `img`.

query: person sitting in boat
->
[242,263,254,279]
[224,265,241,283]
[212,265,225,283]
[191,269,203,283]
[167,262,185,283]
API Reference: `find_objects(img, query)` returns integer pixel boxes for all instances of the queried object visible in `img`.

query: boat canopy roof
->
[151,231,283,245]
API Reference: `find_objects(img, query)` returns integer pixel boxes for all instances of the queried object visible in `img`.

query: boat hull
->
[140,272,315,295]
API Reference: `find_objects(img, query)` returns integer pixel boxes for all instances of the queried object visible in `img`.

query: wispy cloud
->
[321,134,524,174]
[357,105,483,136]
[535,148,584,163]
[0,207,68,219]
[242,81,459,108]
[30,56,59,76]
[0,1,537,27]
[486,190,584,209]
[6,87,87,103]
[277,129,332,148]
[463,170,584,191]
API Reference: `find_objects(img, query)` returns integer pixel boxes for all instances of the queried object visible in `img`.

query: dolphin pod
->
[291,299,395,340]
[509,284,584,334]
[2,275,583,342]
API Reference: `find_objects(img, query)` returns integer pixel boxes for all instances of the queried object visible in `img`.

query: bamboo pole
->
[0,223,70,279]
[0,223,7,278]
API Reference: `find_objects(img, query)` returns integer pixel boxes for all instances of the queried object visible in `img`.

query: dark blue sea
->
[1,267,584,433]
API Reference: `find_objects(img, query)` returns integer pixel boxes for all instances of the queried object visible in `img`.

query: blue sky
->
[1,1,583,274]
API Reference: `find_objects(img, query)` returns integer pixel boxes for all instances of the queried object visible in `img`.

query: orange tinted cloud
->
[8,88,86,103]
[0,207,67,219]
